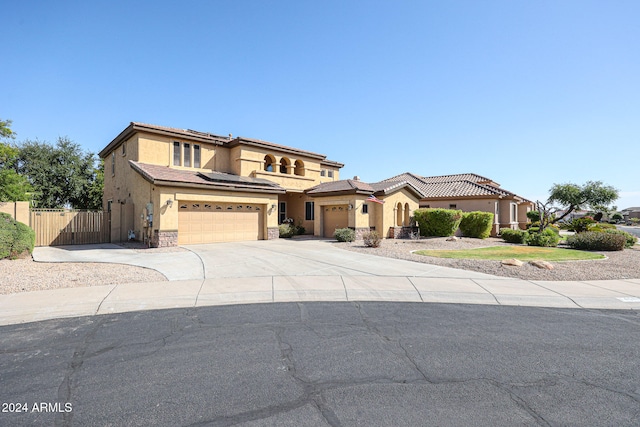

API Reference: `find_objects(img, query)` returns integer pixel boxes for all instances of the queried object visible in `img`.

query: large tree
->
[15,137,102,209]
[0,119,32,202]
[534,181,619,231]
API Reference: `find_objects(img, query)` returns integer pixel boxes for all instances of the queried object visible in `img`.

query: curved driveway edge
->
[3,239,637,326]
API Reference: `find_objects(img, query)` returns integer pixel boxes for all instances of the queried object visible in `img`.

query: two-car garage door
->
[178,202,264,245]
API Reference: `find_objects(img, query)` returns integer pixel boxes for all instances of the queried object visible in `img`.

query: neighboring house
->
[621,207,640,221]
[556,209,591,221]
[99,123,420,246]
[380,172,534,236]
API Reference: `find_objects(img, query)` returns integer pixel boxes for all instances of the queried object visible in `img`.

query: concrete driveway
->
[185,238,500,279]
[33,238,501,281]
[11,238,638,326]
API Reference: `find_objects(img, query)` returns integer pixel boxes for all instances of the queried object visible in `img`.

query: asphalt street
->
[618,225,640,239]
[1,302,639,426]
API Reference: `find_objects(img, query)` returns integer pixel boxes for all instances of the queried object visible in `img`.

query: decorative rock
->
[446,236,459,242]
[529,260,554,270]
[501,258,524,267]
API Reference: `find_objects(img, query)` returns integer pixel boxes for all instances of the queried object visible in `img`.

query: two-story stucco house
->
[99,123,422,246]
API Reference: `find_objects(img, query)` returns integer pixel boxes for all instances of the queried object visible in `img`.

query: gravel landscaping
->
[2,237,638,295]
[0,243,175,295]
[334,237,640,281]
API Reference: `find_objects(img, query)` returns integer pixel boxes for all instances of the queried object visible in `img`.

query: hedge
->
[460,211,494,239]
[566,231,626,251]
[334,228,355,242]
[0,213,36,260]
[602,229,638,248]
[500,228,527,244]
[526,228,560,247]
[413,208,463,237]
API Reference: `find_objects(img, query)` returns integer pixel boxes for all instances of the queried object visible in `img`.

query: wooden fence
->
[30,209,111,246]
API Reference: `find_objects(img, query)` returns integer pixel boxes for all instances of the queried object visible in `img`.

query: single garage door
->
[178,202,264,244]
[323,205,349,237]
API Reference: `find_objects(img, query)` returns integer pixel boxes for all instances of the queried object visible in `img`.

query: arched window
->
[294,160,305,176]
[279,157,290,174]
[264,155,275,172]
[396,203,403,227]
[404,203,410,226]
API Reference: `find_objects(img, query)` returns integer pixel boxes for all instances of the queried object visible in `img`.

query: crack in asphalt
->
[6,303,639,426]
[55,317,106,427]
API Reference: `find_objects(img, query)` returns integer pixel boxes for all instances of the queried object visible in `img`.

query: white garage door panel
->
[178,203,263,244]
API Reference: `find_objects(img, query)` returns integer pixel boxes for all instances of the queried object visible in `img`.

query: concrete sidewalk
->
[1,275,639,326]
[1,239,637,326]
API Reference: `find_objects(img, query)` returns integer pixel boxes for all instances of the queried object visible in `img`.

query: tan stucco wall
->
[379,189,420,237]
[235,146,340,190]
[419,198,535,235]
[0,201,30,225]
[310,189,418,238]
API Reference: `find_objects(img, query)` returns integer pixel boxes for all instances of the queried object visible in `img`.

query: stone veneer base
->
[151,230,178,248]
[267,227,279,240]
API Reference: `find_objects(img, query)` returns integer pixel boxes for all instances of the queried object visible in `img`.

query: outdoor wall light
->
[166,199,174,207]
[348,204,353,210]
[271,204,276,210]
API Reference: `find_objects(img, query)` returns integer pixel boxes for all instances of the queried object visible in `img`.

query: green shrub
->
[413,208,463,237]
[500,228,528,244]
[459,211,494,239]
[602,229,638,248]
[0,213,36,260]
[526,210,541,222]
[595,223,616,229]
[278,224,296,238]
[362,230,381,248]
[566,231,626,251]
[526,228,560,247]
[334,228,355,242]
[566,216,596,233]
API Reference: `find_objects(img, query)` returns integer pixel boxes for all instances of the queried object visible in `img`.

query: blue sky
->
[3,1,639,208]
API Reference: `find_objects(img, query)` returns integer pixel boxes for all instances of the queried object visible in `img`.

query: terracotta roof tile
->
[381,172,529,201]
[306,179,374,195]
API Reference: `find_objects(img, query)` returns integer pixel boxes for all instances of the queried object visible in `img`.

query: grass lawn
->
[414,246,605,261]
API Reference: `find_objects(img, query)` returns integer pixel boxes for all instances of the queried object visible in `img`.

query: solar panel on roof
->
[196,172,279,187]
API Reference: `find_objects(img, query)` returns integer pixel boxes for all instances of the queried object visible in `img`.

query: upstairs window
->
[183,143,191,167]
[327,170,334,178]
[449,204,457,209]
[320,169,326,177]
[121,143,126,156]
[362,204,369,214]
[194,144,201,168]
[173,142,180,166]
[111,153,115,175]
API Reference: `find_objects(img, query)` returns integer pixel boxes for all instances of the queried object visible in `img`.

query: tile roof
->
[101,122,344,168]
[418,173,497,185]
[306,178,424,199]
[380,172,529,201]
[227,136,333,162]
[129,161,285,193]
[100,122,230,157]
[305,179,375,195]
